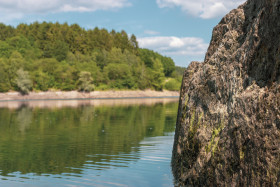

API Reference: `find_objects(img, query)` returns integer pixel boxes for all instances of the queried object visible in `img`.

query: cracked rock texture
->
[172,0,280,186]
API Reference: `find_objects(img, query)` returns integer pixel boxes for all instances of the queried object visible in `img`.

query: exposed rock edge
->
[172,0,280,186]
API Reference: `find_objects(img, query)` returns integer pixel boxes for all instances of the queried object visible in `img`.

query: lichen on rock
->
[172,0,280,186]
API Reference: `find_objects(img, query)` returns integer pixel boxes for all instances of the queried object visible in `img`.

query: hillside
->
[0,22,183,93]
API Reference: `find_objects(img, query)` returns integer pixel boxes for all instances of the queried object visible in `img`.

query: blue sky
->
[0,0,245,67]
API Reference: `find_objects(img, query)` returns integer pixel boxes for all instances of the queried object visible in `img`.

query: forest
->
[0,22,185,93]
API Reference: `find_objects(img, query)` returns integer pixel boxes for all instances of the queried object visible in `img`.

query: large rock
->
[172,0,280,186]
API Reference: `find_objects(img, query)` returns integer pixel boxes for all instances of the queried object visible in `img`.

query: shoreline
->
[0,90,179,102]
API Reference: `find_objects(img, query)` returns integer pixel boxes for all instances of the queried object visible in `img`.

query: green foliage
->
[32,70,51,91]
[78,71,95,92]
[164,78,181,91]
[16,68,32,95]
[4,52,24,89]
[139,48,176,77]
[0,22,178,92]
[161,57,175,77]
[7,35,32,56]
[51,40,69,61]
[148,58,165,91]
[175,66,186,76]
[104,63,135,89]
[139,48,156,68]
[96,84,110,90]
[0,59,11,92]
[130,34,139,54]
[0,23,15,41]
[0,41,12,58]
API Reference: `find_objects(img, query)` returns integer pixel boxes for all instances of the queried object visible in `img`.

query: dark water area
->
[0,98,178,187]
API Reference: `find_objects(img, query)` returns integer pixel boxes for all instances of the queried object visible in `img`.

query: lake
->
[0,98,178,187]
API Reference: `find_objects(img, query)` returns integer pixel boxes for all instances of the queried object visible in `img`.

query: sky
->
[0,0,246,67]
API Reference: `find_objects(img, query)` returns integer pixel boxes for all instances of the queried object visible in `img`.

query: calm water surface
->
[0,98,178,187]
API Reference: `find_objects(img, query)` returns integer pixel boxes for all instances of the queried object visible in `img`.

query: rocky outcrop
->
[172,0,280,186]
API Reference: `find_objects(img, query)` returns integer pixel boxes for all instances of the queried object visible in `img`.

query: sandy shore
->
[0,90,179,102]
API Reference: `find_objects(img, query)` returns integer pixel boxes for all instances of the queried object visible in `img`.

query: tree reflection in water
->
[0,98,178,178]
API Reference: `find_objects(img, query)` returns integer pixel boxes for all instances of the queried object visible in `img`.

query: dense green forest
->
[0,22,185,93]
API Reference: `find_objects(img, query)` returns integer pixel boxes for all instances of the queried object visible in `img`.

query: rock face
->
[172,0,280,186]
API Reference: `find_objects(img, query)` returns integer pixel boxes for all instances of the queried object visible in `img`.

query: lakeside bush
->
[78,71,95,92]
[16,68,32,94]
[164,78,181,91]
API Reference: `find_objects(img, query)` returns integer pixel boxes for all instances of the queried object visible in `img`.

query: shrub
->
[96,84,109,91]
[78,71,95,92]
[16,68,33,95]
[164,78,181,91]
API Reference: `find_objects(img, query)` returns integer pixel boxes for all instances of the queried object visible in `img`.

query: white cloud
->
[156,0,246,19]
[138,36,208,56]
[138,36,209,66]
[0,0,130,21]
[144,30,160,35]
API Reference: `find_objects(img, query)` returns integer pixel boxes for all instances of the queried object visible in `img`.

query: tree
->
[0,23,15,41]
[148,58,165,91]
[76,58,103,86]
[7,35,32,56]
[52,40,69,61]
[104,63,135,89]
[164,78,181,91]
[138,48,156,68]
[133,61,148,90]
[161,56,175,77]
[0,59,10,92]
[0,41,12,58]
[6,52,24,89]
[16,68,32,95]
[78,71,94,92]
[32,70,51,91]
[130,34,138,49]
[130,34,139,54]
[106,47,125,64]
[0,22,178,92]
